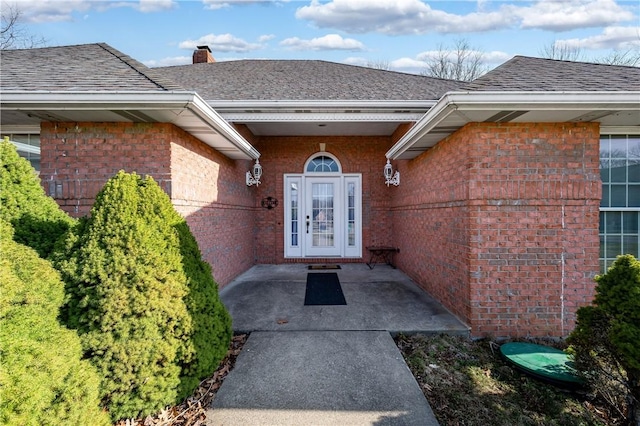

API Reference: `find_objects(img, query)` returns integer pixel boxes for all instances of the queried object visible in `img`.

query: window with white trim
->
[306,155,340,173]
[600,134,640,271]
[1,133,41,172]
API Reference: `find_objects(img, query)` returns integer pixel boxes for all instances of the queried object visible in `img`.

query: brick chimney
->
[193,46,215,64]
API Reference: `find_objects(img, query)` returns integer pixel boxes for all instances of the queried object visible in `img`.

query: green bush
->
[0,220,109,426]
[567,254,640,426]
[56,171,231,421]
[0,138,74,259]
[174,220,232,399]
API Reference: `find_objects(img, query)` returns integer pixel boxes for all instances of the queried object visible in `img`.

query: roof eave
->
[209,99,437,125]
[387,91,640,160]
[0,91,260,160]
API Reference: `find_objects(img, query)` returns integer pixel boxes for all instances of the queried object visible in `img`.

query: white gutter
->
[441,91,640,109]
[207,100,438,111]
[387,91,640,160]
[385,94,456,159]
[188,93,260,159]
[1,91,199,108]
[0,91,260,160]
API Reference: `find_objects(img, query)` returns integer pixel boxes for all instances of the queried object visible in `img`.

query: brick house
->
[1,43,639,337]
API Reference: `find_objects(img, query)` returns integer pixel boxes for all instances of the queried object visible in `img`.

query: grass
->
[395,334,623,426]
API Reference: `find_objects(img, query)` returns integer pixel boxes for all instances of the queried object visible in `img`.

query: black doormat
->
[308,264,341,270]
[304,272,347,306]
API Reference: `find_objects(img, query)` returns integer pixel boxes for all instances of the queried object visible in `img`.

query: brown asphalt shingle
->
[461,55,640,92]
[2,44,637,100]
[0,43,183,92]
[156,60,462,101]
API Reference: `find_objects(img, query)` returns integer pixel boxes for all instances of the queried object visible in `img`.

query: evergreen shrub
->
[0,221,109,426]
[567,254,640,425]
[174,219,232,398]
[0,138,74,258]
[57,171,231,421]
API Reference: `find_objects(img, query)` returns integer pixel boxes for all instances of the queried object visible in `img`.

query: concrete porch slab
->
[219,263,469,335]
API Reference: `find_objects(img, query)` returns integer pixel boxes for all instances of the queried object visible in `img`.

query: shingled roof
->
[0,43,183,92]
[156,60,462,101]
[462,55,640,92]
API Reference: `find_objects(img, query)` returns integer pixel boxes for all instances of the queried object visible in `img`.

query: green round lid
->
[500,342,584,386]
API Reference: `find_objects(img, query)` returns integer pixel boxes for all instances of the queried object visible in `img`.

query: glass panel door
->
[311,183,334,247]
[305,177,341,256]
[284,174,361,258]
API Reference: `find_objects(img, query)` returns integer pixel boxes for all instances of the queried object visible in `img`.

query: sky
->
[8,0,640,73]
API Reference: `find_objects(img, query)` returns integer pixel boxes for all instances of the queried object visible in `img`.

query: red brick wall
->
[170,133,255,286]
[39,120,601,337]
[39,122,255,286]
[252,136,395,263]
[40,122,173,216]
[390,128,473,327]
[392,122,601,337]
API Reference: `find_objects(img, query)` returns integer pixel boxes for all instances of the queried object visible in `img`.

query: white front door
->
[305,177,341,257]
[284,174,361,258]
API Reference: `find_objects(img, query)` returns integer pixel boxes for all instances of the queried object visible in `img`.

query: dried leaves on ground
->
[115,334,247,426]
[395,334,624,426]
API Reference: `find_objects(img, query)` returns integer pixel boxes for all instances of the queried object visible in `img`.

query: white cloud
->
[17,0,92,23]
[258,34,276,43]
[342,56,368,66]
[555,26,640,50]
[16,0,176,22]
[295,0,634,35]
[511,0,633,32]
[202,0,286,10]
[179,33,263,52]
[202,0,231,10]
[482,50,514,65]
[143,55,191,67]
[280,34,365,51]
[390,57,428,70]
[137,0,176,13]
[296,0,513,34]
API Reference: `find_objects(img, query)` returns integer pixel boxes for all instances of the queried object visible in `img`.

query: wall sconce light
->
[246,159,262,186]
[384,159,400,187]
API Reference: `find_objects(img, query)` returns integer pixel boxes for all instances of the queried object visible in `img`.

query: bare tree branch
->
[598,48,640,67]
[420,38,488,81]
[365,59,391,71]
[1,3,46,50]
[541,37,640,67]
[539,41,585,62]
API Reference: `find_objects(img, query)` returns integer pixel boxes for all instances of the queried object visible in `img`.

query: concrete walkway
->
[206,264,468,425]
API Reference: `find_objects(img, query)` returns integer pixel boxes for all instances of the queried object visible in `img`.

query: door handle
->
[306,216,310,234]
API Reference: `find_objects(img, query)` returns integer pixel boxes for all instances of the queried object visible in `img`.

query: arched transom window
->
[306,155,341,173]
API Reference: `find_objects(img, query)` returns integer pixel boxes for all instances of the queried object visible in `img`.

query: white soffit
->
[210,99,433,137]
[387,91,640,160]
[211,100,431,122]
[0,91,260,160]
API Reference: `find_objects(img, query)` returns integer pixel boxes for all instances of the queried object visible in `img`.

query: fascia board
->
[386,93,457,160]
[446,91,640,110]
[0,91,195,109]
[0,91,260,160]
[207,99,438,112]
[221,112,424,122]
[188,93,260,159]
[386,91,640,160]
